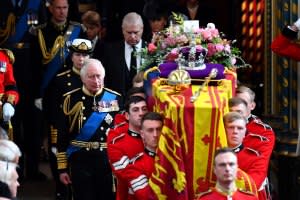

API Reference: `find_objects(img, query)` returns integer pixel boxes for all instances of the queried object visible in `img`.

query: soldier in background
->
[271,18,300,61]
[57,59,121,200]
[0,0,47,180]
[30,0,85,182]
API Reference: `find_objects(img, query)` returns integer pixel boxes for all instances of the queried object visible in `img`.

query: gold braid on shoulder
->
[0,13,16,45]
[38,29,65,64]
[63,95,84,133]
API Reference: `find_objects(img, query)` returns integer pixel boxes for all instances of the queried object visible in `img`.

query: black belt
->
[70,140,107,151]
[5,42,30,49]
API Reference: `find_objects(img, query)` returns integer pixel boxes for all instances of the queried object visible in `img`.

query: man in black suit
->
[102,12,145,106]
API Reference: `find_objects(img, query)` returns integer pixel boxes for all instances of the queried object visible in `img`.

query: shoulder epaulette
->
[196,189,212,198]
[104,88,121,96]
[245,147,260,156]
[63,88,81,97]
[111,133,126,144]
[69,21,82,26]
[0,48,14,64]
[238,188,256,196]
[130,152,144,164]
[29,23,47,35]
[56,69,72,77]
[247,133,269,142]
[253,119,272,130]
[113,121,127,129]
[35,23,47,30]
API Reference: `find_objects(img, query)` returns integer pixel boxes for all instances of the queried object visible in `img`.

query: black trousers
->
[69,149,114,200]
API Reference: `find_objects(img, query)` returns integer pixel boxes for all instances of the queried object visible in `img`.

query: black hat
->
[68,39,93,54]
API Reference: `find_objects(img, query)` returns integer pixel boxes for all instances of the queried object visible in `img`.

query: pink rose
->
[148,43,157,53]
[215,44,224,52]
[207,43,217,56]
[201,29,212,41]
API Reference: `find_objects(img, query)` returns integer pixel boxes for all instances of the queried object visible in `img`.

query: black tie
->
[129,45,137,81]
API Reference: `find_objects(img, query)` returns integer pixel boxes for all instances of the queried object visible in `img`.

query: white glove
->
[51,147,57,155]
[294,18,300,31]
[34,98,43,110]
[2,103,15,122]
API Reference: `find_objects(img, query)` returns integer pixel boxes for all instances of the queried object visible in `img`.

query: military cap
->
[68,38,93,54]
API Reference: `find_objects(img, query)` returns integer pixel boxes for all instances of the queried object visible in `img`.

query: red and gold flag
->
[149,79,232,199]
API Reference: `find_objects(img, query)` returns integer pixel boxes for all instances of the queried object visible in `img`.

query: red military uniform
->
[244,115,275,161]
[271,27,300,61]
[198,187,258,200]
[0,49,19,105]
[107,123,144,200]
[236,145,269,200]
[236,168,258,197]
[127,149,156,200]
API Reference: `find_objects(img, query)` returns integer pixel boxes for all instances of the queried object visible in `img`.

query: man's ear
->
[125,112,129,121]
[250,101,256,111]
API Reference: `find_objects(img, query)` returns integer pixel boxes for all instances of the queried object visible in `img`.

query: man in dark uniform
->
[30,0,85,182]
[223,112,270,200]
[107,95,148,200]
[56,58,121,200]
[0,0,47,180]
[48,38,92,200]
[197,148,258,200]
[126,112,163,200]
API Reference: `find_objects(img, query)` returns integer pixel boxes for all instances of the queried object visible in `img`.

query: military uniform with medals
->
[0,0,47,180]
[56,86,121,200]
[0,49,19,135]
[29,17,85,180]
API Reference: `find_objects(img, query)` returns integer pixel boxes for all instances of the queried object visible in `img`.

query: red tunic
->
[107,123,144,200]
[271,34,300,61]
[0,50,19,105]
[244,115,275,161]
[237,147,269,200]
[198,187,258,200]
[127,149,156,200]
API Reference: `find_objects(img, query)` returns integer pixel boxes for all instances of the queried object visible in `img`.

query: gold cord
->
[38,29,65,64]
[0,13,16,45]
[63,95,83,132]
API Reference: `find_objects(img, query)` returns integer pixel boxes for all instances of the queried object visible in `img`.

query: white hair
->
[0,140,21,163]
[80,58,105,79]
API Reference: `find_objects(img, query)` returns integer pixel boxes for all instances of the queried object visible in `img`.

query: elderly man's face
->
[81,64,104,94]
[122,24,143,46]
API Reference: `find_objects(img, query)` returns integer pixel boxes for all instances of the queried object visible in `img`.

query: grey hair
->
[0,140,22,163]
[122,12,144,29]
[80,58,105,79]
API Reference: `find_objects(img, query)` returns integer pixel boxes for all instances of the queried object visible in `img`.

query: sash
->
[7,0,40,44]
[40,23,81,96]
[66,91,117,157]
